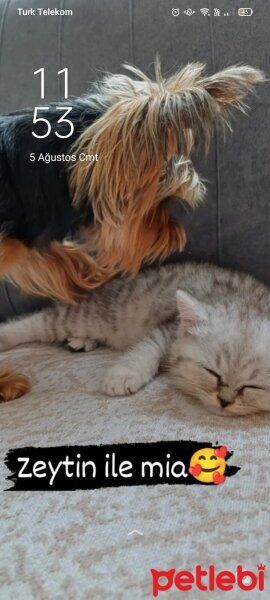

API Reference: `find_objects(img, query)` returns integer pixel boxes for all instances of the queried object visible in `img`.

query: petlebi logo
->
[151,564,266,596]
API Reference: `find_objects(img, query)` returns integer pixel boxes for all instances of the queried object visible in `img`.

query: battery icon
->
[238,8,253,16]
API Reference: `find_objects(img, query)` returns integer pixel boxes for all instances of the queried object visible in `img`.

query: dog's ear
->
[199,65,265,114]
[163,62,265,148]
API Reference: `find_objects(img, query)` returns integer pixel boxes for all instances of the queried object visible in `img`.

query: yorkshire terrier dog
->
[0,60,264,400]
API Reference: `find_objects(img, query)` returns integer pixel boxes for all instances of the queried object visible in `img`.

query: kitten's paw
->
[0,335,11,352]
[102,366,147,396]
[65,337,97,352]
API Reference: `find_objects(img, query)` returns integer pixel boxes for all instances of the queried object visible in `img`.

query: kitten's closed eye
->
[238,385,266,395]
[203,367,221,384]
[202,370,266,395]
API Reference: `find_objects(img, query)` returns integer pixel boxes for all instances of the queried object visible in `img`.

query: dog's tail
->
[3,241,114,303]
[70,60,264,220]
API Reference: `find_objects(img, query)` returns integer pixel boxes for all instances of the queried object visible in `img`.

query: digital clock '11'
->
[32,68,74,139]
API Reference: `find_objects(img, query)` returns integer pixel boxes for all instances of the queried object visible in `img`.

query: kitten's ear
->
[176,290,207,333]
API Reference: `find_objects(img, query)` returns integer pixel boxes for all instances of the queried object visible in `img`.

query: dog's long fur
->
[0,62,264,299]
[0,61,264,400]
[70,62,264,272]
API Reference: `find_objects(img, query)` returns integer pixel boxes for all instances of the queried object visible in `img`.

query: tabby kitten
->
[1,262,270,416]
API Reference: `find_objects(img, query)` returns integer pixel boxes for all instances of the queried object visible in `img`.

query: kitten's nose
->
[218,395,234,409]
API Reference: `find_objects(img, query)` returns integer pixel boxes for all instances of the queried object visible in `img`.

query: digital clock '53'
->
[32,68,73,139]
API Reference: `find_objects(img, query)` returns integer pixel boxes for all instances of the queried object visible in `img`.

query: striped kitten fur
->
[1,262,270,416]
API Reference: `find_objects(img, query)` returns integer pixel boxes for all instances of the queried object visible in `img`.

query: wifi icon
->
[200,8,210,16]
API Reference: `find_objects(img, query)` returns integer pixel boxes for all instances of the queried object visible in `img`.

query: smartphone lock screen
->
[0,2,269,600]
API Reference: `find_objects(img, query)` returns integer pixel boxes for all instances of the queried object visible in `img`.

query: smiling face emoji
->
[189,446,227,484]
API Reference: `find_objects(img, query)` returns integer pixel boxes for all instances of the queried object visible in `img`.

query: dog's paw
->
[0,367,31,401]
[102,366,147,396]
[65,337,97,352]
